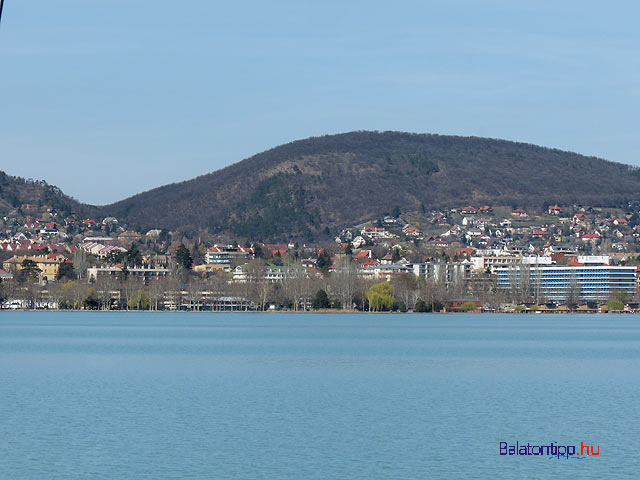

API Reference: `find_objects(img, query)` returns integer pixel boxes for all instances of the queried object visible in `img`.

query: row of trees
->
[0,259,468,311]
[4,256,634,311]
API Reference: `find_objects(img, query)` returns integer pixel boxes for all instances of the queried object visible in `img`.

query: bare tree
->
[205,273,232,311]
[24,282,42,309]
[565,271,581,311]
[420,275,446,312]
[468,272,498,306]
[518,264,532,304]
[61,281,88,309]
[95,276,118,310]
[148,278,167,311]
[283,263,312,311]
[163,275,182,310]
[72,281,89,309]
[507,264,520,304]
[244,260,277,311]
[504,264,532,304]
[120,277,142,311]
[1,280,21,307]
[330,261,360,310]
[252,277,276,312]
[72,250,91,280]
[392,273,422,310]
[46,282,65,309]
[187,279,203,311]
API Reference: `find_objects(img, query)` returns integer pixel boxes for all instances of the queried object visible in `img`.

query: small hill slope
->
[0,171,89,218]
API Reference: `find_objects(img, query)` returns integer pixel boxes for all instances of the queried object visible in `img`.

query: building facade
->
[411,262,472,286]
[495,264,637,302]
[205,245,252,265]
[2,254,67,282]
[87,266,170,285]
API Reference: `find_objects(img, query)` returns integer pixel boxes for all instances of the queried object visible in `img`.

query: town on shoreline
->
[2,202,640,313]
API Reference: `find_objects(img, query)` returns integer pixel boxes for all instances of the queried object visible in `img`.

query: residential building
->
[371,264,412,281]
[460,206,477,215]
[232,264,288,283]
[0,269,13,282]
[402,225,422,236]
[79,242,127,258]
[411,261,472,286]
[117,231,142,243]
[361,227,394,239]
[471,255,522,272]
[351,236,367,248]
[205,245,253,265]
[2,254,67,282]
[194,264,232,275]
[548,205,562,215]
[87,266,170,285]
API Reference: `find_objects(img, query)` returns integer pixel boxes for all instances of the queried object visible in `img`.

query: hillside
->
[0,171,90,218]
[99,131,640,240]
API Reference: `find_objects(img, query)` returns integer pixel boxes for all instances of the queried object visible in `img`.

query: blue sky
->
[1,0,639,205]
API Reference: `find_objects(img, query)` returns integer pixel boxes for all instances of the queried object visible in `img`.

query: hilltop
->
[0,171,91,218]
[99,131,640,239]
[3,131,640,240]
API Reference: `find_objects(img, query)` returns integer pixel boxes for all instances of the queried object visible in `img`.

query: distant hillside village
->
[2,201,640,312]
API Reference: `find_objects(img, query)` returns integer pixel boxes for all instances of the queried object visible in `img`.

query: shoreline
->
[1,309,636,314]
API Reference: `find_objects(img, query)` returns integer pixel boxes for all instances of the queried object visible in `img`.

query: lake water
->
[1,312,639,479]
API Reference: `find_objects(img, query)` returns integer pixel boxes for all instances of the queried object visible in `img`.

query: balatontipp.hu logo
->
[499,441,600,459]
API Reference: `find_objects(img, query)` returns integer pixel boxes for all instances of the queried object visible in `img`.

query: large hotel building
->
[494,256,637,302]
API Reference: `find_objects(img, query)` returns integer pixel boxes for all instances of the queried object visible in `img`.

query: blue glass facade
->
[494,265,637,301]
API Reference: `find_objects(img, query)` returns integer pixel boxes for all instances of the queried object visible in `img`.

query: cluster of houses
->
[325,203,640,304]
[336,203,640,255]
[3,201,640,309]
[0,205,165,285]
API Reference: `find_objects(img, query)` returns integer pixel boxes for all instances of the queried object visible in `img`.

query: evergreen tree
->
[56,262,76,281]
[176,244,193,269]
[18,260,41,284]
[104,250,126,266]
[312,289,331,309]
[126,244,143,267]
[316,250,332,273]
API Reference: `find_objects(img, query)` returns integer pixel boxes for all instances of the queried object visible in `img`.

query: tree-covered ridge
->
[99,131,640,240]
[0,170,91,217]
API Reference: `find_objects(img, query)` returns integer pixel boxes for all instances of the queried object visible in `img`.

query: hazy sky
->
[1,1,639,205]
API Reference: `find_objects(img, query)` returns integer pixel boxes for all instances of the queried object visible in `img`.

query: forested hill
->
[99,131,640,239]
[0,171,90,218]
